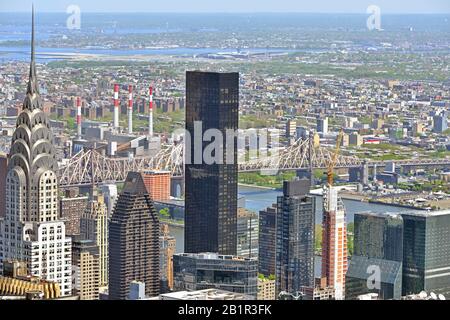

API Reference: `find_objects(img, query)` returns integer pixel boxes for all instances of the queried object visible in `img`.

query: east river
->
[169,185,411,254]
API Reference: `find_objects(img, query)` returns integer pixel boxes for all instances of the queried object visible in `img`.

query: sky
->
[1,0,450,14]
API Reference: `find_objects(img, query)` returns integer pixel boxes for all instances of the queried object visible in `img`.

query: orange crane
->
[326,129,344,186]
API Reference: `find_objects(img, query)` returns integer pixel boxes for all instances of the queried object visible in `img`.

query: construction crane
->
[326,129,344,186]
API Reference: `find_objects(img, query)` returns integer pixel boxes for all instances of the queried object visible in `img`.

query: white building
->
[26,222,72,296]
[317,117,329,134]
[80,191,109,288]
[0,11,72,297]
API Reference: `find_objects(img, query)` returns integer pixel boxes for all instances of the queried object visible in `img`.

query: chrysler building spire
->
[25,4,42,110]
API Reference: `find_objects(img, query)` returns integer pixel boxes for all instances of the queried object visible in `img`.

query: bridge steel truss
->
[58,137,449,187]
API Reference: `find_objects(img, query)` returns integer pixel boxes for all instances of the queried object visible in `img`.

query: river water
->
[0,46,300,62]
[169,185,411,253]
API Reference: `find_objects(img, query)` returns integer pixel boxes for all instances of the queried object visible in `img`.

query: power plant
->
[149,85,154,137]
[76,96,82,139]
[128,84,133,134]
[71,82,161,164]
[113,83,119,129]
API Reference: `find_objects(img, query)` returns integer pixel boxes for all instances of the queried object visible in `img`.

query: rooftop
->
[150,289,252,300]
[356,211,404,219]
[142,170,172,175]
[401,209,450,218]
[175,252,256,262]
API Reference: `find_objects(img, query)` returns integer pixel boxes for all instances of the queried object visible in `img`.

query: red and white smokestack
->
[128,85,133,134]
[76,96,82,139]
[149,85,153,137]
[113,84,119,129]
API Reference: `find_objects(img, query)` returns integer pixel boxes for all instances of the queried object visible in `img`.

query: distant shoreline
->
[367,199,428,211]
[238,183,277,190]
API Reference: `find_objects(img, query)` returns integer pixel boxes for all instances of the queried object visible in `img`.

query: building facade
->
[317,117,328,134]
[108,172,160,300]
[401,210,450,298]
[257,278,276,300]
[322,185,347,300]
[349,132,363,146]
[237,208,258,259]
[184,71,239,255]
[258,204,277,277]
[345,212,403,300]
[59,188,88,236]
[160,223,176,293]
[173,252,258,298]
[300,281,336,300]
[0,155,7,218]
[142,170,171,202]
[100,184,117,219]
[275,179,315,295]
[285,120,296,138]
[80,190,108,288]
[0,11,72,296]
[433,111,448,133]
[72,237,100,300]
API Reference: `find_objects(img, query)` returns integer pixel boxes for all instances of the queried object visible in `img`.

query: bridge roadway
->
[58,145,449,187]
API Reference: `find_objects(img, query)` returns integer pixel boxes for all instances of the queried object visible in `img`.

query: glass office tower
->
[173,253,258,298]
[402,210,450,298]
[259,204,277,277]
[345,212,403,300]
[184,71,239,255]
[275,179,315,296]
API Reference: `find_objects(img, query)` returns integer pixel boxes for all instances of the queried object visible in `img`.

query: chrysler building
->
[0,7,72,296]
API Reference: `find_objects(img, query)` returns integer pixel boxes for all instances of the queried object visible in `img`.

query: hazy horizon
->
[1,0,449,14]
[1,11,450,15]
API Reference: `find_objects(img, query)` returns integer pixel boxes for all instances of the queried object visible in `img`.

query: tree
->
[347,236,354,257]
[159,207,170,219]
[347,222,355,257]
[315,224,322,252]
[66,117,75,130]
[347,222,354,234]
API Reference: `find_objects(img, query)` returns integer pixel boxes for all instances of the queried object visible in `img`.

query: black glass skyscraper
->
[353,212,403,261]
[109,172,160,300]
[345,212,403,300]
[401,211,450,298]
[184,71,239,255]
[259,204,277,277]
[275,178,315,295]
